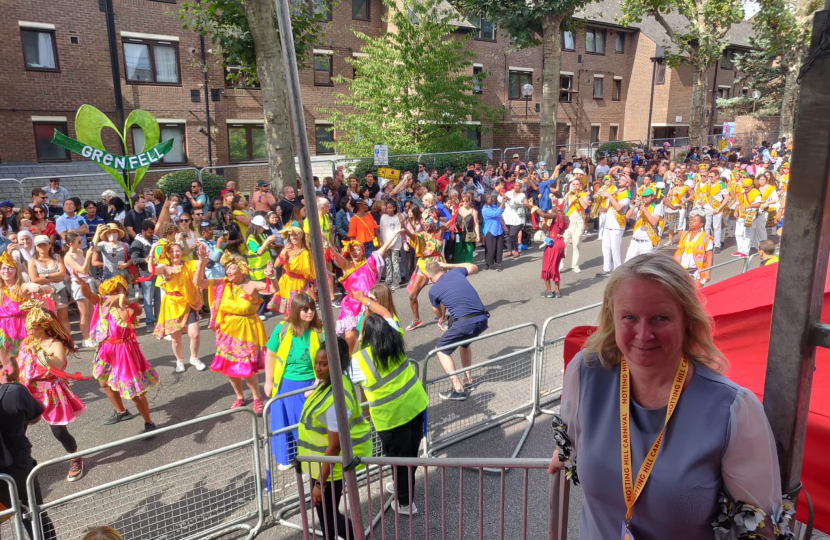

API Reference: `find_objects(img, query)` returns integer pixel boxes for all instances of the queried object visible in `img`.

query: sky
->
[744,0,761,19]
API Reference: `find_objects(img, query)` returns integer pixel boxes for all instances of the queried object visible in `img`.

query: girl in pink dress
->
[17,299,88,482]
[78,275,160,432]
[327,232,400,351]
[0,249,44,382]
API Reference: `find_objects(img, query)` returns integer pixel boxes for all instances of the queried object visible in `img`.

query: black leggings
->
[311,477,354,540]
[50,424,78,453]
[505,225,523,253]
[377,411,424,506]
[484,233,504,266]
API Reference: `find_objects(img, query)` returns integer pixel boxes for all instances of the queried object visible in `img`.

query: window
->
[508,70,532,100]
[314,54,333,86]
[560,75,573,102]
[224,66,260,89]
[722,49,735,70]
[21,29,59,71]
[352,0,370,21]
[586,28,605,54]
[742,88,749,96]
[609,125,618,141]
[228,125,267,162]
[593,77,603,98]
[33,122,70,162]
[613,79,621,101]
[465,127,481,148]
[123,39,180,84]
[132,124,186,164]
[316,125,334,155]
[590,126,600,143]
[717,87,731,99]
[656,62,666,84]
[315,0,333,21]
[473,66,483,94]
[473,16,495,41]
[561,31,575,51]
[615,33,625,53]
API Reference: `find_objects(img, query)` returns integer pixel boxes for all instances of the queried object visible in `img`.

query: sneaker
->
[189,357,207,371]
[714,247,723,254]
[231,398,245,409]
[164,335,172,341]
[555,292,563,299]
[385,482,395,495]
[67,457,84,482]
[175,361,186,373]
[259,315,267,321]
[484,265,490,271]
[405,319,423,332]
[439,389,468,401]
[332,300,342,308]
[572,266,581,273]
[437,319,449,332]
[496,265,504,272]
[81,338,95,348]
[394,501,418,516]
[596,271,612,278]
[731,252,743,257]
[540,291,553,298]
[277,463,293,471]
[144,422,157,433]
[463,381,479,393]
[104,409,133,425]
[252,398,264,414]
[736,253,748,259]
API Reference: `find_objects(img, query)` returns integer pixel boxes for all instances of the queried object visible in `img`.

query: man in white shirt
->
[597,175,631,276]
[594,157,610,183]
[703,169,729,253]
[416,163,430,185]
[624,188,664,261]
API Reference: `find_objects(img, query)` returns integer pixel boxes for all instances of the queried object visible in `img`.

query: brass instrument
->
[590,191,608,219]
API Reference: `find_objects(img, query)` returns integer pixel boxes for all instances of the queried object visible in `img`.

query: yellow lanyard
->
[620,356,689,536]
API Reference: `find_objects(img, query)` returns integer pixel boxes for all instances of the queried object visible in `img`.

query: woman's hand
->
[312,483,323,506]
[547,448,566,474]
[116,261,131,270]
[22,282,42,295]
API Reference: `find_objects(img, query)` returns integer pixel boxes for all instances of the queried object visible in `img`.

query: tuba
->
[590,191,608,219]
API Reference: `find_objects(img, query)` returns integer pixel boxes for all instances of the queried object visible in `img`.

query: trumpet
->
[590,191,608,218]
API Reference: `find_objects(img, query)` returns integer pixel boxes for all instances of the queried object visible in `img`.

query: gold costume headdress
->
[99,275,129,296]
[0,250,16,268]
[21,298,74,342]
[341,238,365,259]
[220,251,250,275]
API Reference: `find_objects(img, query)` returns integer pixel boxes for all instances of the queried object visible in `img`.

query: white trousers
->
[756,212,768,244]
[735,218,758,255]
[601,228,623,272]
[704,212,723,248]
[563,214,585,267]
[625,238,654,262]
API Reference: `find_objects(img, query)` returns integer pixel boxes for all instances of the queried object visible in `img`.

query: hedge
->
[156,170,226,201]
[594,141,635,159]
[343,151,492,179]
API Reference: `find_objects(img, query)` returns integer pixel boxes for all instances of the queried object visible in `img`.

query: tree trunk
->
[779,61,800,140]
[689,66,708,148]
[539,13,563,164]
[244,0,296,192]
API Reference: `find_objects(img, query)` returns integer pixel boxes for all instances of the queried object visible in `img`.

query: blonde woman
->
[64,230,100,347]
[548,253,791,539]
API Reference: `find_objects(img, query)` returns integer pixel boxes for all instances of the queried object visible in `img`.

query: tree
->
[318,0,498,157]
[716,48,784,117]
[456,0,595,164]
[619,0,744,148]
[179,0,329,191]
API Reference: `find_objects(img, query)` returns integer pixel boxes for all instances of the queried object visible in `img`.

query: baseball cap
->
[34,235,51,246]
[512,153,520,159]
[0,200,13,208]
[250,215,268,228]
[572,168,586,176]
[641,188,655,197]
[257,180,268,187]
[538,161,546,166]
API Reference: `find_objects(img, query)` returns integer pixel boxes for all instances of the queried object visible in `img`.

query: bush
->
[343,151,492,180]
[156,170,225,201]
[595,141,634,159]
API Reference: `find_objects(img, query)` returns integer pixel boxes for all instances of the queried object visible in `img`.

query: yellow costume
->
[208,278,267,378]
[269,248,315,316]
[154,260,202,338]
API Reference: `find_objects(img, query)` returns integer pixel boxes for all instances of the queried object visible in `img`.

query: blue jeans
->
[141,280,156,326]
[363,241,375,258]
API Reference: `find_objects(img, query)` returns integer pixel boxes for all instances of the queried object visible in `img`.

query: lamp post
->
[522,83,534,118]
[752,89,761,114]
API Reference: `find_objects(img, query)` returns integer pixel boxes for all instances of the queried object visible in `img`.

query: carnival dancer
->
[733,177,763,258]
[327,232,399,351]
[527,201,568,298]
[0,250,40,381]
[17,299,88,481]
[152,243,207,373]
[703,168,729,253]
[398,208,447,331]
[298,336,372,540]
[561,179,589,273]
[77,276,159,431]
[673,209,714,288]
[597,175,631,277]
[196,248,272,413]
[269,226,316,316]
[624,188,664,262]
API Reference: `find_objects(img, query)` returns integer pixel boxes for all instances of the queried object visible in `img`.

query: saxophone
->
[590,190,608,219]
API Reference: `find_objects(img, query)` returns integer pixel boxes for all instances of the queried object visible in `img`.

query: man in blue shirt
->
[83,200,105,245]
[55,199,89,248]
[537,163,561,212]
[426,261,489,401]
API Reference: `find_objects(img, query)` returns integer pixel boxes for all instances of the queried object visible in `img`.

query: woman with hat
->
[76,276,159,431]
[195,246,272,412]
[93,222,134,281]
[0,250,42,381]
[28,234,72,336]
[245,214,279,319]
[269,226,316,316]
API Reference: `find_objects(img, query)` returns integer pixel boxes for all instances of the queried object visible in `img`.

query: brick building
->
[0,0,752,196]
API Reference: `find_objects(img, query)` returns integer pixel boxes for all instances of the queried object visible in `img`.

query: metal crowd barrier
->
[0,178,26,206]
[420,323,538,461]
[292,455,566,540]
[0,473,26,540]
[26,408,264,540]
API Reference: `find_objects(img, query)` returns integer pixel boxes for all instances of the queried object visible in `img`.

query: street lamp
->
[752,89,761,114]
[522,83,534,118]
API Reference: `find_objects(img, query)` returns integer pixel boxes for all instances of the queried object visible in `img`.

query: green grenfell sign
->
[50,105,175,200]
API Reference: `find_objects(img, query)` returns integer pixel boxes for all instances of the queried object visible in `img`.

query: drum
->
[664,211,679,231]
[765,210,777,229]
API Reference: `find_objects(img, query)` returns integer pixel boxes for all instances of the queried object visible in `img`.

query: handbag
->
[462,214,477,243]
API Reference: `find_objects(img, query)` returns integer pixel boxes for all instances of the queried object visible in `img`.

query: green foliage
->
[157,170,226,201]
[343,151,492,180]
[179,0,330,86]
[595,141,634,159]
[318,0,498,157]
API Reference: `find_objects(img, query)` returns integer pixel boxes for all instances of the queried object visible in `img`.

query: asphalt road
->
[16,228,795,540]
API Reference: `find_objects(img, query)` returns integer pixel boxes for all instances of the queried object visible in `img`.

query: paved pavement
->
[18,229,799,540]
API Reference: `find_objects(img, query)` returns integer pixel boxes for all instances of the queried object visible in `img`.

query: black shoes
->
[104,410,133,425]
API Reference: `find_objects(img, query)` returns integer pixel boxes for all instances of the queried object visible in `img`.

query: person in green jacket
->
[246,214,279,319]
[264,293,323,468]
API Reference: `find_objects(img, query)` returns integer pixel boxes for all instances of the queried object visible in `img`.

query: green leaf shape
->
[73,105,131,194]
[124,110,161,188]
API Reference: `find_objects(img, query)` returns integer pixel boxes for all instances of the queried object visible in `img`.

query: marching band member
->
[562,178,590,274]
[733,177,763,258]
[703,168,730,254]
[597,175,631,277]
[663,178,691,246]
[673,209,713,288]
[758,173,779,242]
[624,188,664,262]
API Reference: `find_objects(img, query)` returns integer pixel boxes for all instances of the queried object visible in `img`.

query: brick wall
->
[734,115,781,136]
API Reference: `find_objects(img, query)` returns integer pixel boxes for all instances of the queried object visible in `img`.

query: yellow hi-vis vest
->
[353,347,428,432]
[246,234,273,280]
[297,374,372,481]
[270,322,323,396]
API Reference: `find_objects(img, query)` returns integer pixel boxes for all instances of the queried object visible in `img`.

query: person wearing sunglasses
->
[30,204,57,245]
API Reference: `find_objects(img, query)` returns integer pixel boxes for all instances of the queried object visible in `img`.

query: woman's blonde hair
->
[583,253,727,373]
[82,526,123,540]
[422,193,436,206]
[368,283,398,318]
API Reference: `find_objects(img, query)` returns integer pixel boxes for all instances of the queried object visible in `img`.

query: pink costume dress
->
[208,279,267,378]
[0,285,27,357]
[90,302,160,399]
[18,338,86,425]
[335,252,384,335]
